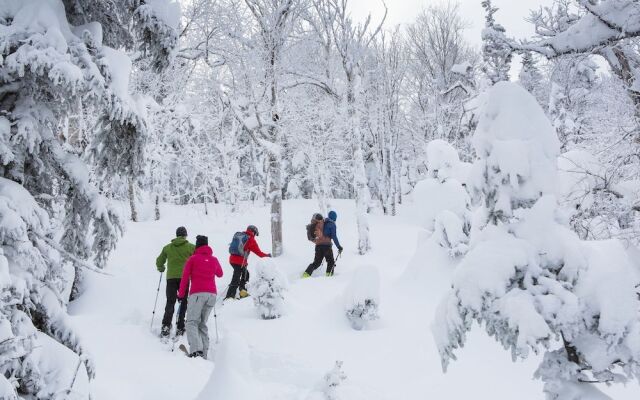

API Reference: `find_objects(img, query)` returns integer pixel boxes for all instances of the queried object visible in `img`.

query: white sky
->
[347,0,554,46]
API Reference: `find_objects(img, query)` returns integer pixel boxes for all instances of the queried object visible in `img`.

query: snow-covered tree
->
[434,82,640,399]
[250,259,288,320]
[344,265,380,330]
[0,0,177,397]
[481,0,512,84]
[322,361,347,400]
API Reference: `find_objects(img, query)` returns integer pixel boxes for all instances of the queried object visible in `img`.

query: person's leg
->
[177,279,188,332]
[161,279,179,333]
[239,267,250,291]
[199,294,216,358]
[225,264,242,299]
[325,247,335,275]
[304,246,324,275]
[186,293,204,354]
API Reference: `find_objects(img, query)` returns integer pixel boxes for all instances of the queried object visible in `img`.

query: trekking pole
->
[213,303,220,344]
[150,272,163,331]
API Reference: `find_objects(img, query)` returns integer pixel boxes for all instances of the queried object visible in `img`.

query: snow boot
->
[301,272,311,278]
[239,289,249,298]
[176,328,185,337]
[189,350,204,358]
[326,272,333,277]
[160,325,170,338]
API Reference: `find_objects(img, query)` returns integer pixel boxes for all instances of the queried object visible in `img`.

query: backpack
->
[306,221,317,242]
[306,213,323,242]
[229,231,249,257]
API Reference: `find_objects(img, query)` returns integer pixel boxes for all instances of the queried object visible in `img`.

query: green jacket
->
[156,237,196,279]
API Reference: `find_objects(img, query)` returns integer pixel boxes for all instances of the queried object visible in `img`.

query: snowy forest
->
[2,0,640,399]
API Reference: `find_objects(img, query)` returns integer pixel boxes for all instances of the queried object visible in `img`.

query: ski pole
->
[213,303,220,344]
[150,272,163,331]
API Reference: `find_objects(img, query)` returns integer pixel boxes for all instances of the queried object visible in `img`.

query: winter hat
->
[247,225,259,236]
[176,226,188,237]
[328,211,337,221]
[195,235,208,248]
[313,213,323,221]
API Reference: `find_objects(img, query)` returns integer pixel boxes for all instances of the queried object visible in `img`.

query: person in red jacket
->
[225,225,271,300]
[177,235,223,359]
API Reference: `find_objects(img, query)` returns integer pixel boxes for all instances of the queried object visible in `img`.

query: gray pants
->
[186,292,216,357]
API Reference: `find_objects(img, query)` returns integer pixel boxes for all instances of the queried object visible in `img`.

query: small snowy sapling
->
[250,259,288,320]
[323,361,347,400]
[344,265,380,330]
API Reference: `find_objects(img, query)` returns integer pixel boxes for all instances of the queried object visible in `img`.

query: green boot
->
[326,272,333,277]
[301,272,311,278]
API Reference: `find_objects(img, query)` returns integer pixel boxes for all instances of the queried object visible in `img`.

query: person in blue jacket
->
[302,210,343,277]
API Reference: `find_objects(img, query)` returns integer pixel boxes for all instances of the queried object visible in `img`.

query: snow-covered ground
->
[69,199,640,399]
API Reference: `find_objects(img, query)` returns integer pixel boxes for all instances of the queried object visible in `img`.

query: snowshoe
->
[189,350,204,358]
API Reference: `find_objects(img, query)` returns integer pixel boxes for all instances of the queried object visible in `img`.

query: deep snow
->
[68,199,640,399]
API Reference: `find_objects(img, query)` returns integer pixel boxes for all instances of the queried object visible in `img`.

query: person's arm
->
[178,258,192,299]
[248,237,270,258]
[330,223,342,250]
[213,257,223,278]
[156,246,167,272]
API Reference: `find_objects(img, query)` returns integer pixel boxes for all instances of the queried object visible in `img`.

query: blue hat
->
[328,211,337,221]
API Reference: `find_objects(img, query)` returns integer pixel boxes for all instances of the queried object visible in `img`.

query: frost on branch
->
[434,82,640,398]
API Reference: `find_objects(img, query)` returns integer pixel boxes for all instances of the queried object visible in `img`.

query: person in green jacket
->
[156,226,195,337]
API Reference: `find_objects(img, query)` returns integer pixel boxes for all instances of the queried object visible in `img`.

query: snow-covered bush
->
[432,210,469,258]
[250,259,288,320]
[557,150,638,243]
[434,82,640,398]
[408,179,471,232]
[426,140,462,182]
[344,266,380,330]
[322,361,347,400]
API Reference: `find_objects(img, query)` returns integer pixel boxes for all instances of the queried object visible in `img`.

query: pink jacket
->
[178,245,223,298]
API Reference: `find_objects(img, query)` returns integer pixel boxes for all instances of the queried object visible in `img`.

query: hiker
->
[155,226,195,337]
[177,235,223,358]
[225,225,271,300]
[303,210,343,278]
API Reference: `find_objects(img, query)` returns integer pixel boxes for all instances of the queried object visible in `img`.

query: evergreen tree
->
[0,1,177,397]
[480,0,512,84]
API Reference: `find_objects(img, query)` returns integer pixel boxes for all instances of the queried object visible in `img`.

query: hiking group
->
[153,210,342,358]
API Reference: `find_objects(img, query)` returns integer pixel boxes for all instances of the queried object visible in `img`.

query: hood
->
[194,245,213,256]
[171,237,189,247]
[245,229,256,238]
[328,211,337,222]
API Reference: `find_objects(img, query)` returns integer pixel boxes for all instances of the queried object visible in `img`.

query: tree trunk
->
[154,194,160,221]
[129,178,138,222]
[347,78,371,255]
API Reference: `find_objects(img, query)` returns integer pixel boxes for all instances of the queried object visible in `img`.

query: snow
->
[67,199,640,399]
[472,82,560,212]
[405,178,469,231]
[102,47,133,99]
[146,0,181,30]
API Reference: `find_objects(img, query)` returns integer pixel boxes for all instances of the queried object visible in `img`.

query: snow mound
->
[196,335,255,399]
[426,140,461,181]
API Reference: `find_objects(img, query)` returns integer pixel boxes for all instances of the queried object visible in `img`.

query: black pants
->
[305,245,335,275]
[162,278,187,330]
[225,264,250,299]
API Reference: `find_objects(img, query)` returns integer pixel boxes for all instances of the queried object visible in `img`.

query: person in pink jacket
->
[178,235,223,358]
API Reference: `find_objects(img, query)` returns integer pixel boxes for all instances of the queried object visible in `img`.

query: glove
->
[157,266,165,273]
[177,297,184,304]
[267,253,272,258]
[338,247,343,255]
